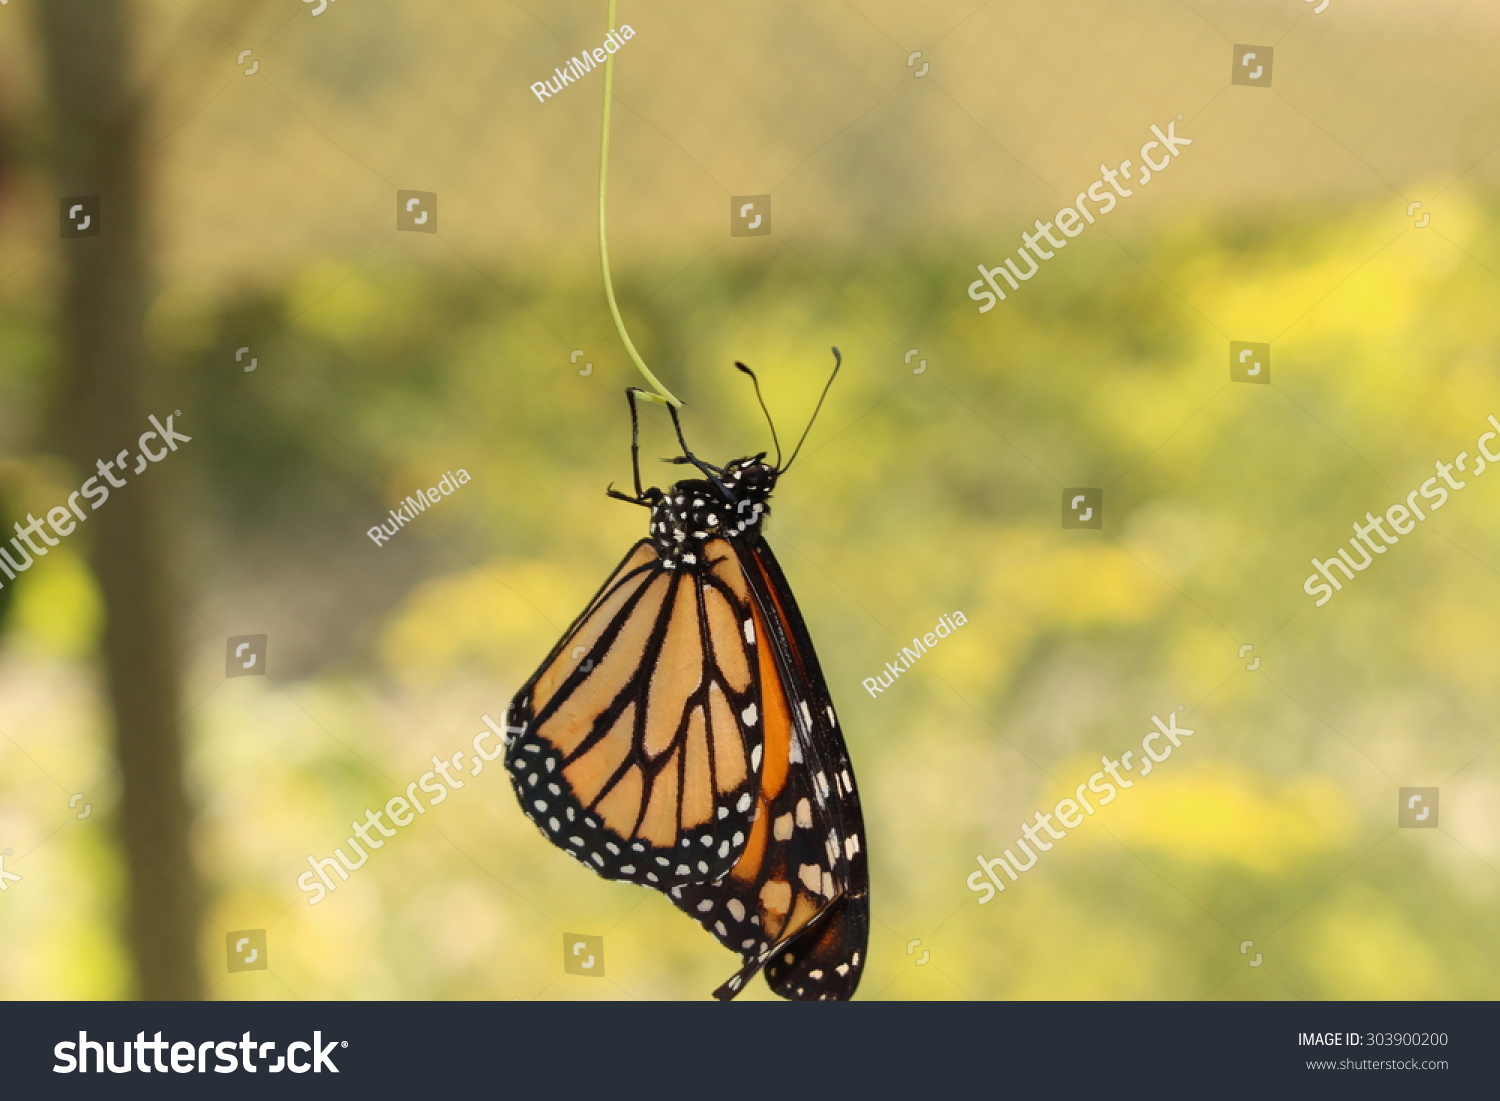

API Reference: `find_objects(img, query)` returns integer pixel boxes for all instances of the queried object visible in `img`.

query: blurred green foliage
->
[2,0,1499,1003]
[3,188,1499,998]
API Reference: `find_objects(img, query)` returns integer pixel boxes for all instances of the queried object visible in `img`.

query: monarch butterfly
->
[504,350,868,1000]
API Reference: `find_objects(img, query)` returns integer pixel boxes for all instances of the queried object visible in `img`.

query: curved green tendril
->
[598,0,681,407]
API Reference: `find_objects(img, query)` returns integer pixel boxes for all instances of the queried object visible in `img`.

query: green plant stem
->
[598,0,681,407]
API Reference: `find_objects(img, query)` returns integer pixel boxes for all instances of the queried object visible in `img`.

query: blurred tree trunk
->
[34,1,202,1000]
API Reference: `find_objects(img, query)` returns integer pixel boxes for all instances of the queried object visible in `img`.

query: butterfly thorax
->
[646,457,777,570]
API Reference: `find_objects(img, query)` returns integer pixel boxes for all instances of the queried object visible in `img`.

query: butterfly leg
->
[622,386,730,498]
[662,402,733,497]
[624,387,649,499]
[609,389,663,505]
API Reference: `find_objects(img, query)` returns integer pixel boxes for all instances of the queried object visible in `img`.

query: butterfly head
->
[634,349,842,569]
[723,453,779,503]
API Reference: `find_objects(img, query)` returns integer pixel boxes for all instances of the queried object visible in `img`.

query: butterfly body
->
[504,357,867,1000]
[642,457,774,568]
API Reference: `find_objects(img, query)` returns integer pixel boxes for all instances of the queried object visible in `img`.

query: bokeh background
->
[1,0,1498,1001]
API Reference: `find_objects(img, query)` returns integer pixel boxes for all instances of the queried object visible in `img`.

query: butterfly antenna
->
[781,347,842,473]
[735,362,783,468]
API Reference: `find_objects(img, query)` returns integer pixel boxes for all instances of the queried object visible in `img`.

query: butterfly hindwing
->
[505,539,766,889]
[668,539,869,1000]
[750,542,869,999]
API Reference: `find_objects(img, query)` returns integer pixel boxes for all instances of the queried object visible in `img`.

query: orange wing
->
[505,540,766,889]
[667,540,868,1000]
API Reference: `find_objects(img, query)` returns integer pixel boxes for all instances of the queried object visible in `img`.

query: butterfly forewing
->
[668,540,869,1000]
[505,539,767,889]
